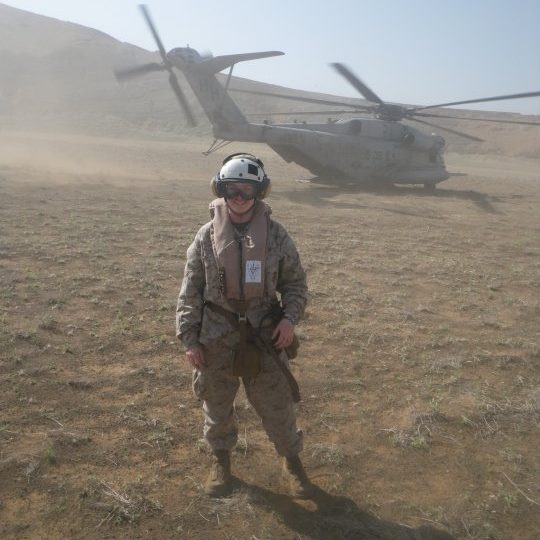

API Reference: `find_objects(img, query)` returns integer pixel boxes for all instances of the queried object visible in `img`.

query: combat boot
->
[205,449,232,497]
[282,454,313,499]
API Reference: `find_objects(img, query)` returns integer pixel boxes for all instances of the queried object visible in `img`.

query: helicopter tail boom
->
[172,50,284,136]
[121,5,284,134]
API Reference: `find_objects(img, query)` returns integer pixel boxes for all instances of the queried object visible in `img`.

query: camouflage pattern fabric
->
[193,333,303,457]
[176,218,307,348]
[176,213,307,456]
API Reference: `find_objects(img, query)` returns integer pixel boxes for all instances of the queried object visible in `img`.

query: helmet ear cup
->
[210,175,218,197]
[257,175,271,199]
[211,175,227,198]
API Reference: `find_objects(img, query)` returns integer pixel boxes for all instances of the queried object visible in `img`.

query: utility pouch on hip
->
[264,301,301,360]
[231,311,263,379]
[231,340,263,378]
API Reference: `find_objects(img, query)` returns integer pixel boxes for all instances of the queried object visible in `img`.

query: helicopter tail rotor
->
[138,4,170,68]
[138,4,197,126]
[114,4,197,126]
[167,70,196,126]
[114,62,165,81]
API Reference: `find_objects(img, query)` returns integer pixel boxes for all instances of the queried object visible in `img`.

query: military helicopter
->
[115,5,540,189]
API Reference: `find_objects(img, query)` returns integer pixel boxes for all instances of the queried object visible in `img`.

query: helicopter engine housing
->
[401,129,445,153]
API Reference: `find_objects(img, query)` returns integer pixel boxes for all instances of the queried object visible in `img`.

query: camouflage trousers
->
[192,335,303,458]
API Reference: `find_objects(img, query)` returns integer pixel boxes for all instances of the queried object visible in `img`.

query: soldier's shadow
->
[232,479,454,540]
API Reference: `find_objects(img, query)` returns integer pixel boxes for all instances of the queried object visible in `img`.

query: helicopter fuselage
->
[211,117,449,185]
[121,8,540,188]
[154,46,450,186]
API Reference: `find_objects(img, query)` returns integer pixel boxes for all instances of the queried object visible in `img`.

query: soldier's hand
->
[186,345,206,369]
[272,318,295,350]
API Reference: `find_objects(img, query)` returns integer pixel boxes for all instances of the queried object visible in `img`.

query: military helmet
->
[211,153,271,199]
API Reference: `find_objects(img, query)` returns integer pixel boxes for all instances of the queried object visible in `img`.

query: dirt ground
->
[0,130,539,539]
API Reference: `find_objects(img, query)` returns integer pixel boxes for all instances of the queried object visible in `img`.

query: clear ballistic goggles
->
[224,184,256,200]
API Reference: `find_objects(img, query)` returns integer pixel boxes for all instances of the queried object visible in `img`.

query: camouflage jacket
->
[176,217,307,348]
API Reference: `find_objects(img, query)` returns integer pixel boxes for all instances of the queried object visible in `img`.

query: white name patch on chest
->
[245,260,262,283]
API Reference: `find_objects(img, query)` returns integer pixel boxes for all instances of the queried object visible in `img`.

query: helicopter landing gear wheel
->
[423,183,436,192]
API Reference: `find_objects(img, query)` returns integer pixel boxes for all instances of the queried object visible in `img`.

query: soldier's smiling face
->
[224,182,256,216]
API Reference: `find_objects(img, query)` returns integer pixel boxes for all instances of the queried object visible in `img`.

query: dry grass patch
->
[1,136,539,538]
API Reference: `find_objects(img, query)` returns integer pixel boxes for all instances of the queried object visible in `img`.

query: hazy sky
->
[3,0,540,114]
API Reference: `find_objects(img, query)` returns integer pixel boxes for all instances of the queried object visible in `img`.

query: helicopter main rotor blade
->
[410,90,540,112]
[229,88,369,110]
[412,111,540,127]
[331,63,384,105]
[114,62,165,81]
[246,109,366,117]
[169,72,196,126]
[139,4,170,67]
[408,117,484,142]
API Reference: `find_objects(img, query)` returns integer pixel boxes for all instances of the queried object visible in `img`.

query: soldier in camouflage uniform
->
[176,153,311,498]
